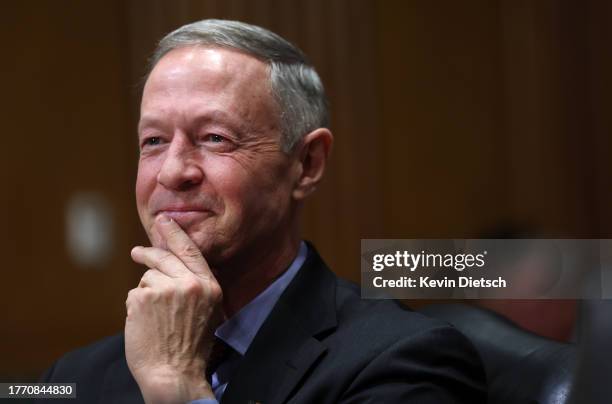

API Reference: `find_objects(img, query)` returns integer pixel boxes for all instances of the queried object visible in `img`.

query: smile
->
[155,209,212,228]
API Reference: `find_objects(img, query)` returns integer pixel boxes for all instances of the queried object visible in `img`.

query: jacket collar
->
[221,243,338,404]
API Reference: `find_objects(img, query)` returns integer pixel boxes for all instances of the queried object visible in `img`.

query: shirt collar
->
[214,241,307,356]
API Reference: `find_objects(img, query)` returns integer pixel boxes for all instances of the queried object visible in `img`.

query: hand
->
[125,214,224,404]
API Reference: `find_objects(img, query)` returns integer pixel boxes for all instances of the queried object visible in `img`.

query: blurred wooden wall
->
[1,0,610,378]
[0,1,135,379]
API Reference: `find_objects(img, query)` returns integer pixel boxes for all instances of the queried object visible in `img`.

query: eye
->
[208,134,225,143]
[201,133,236,152]
[141,136,162,148]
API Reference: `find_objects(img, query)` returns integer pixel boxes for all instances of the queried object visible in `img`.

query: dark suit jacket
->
[40,245,486,403]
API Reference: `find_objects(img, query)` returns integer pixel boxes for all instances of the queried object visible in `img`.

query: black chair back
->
[419,304,576,404]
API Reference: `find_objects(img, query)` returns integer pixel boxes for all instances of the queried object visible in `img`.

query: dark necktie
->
[206,337,232,383]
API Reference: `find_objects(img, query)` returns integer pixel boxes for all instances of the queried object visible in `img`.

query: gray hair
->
[147,19,329,152]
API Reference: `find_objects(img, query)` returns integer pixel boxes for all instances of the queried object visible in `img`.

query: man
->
[41,19,486,403]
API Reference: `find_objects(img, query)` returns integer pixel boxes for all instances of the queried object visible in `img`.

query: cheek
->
[217,162,290,217]
[208,169,249,211]
[135,162,158,207]
[135,162,160,238]
[204,161,260,219]
[135,162,163,246]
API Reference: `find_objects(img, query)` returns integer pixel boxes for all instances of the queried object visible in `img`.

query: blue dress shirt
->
[190,241,308,404]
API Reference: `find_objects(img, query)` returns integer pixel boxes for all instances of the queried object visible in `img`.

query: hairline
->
[145,44,301,152]
[143,20,328,152]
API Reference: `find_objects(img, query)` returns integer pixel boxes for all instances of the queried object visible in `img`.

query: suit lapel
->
[271,335,328,404]
[221,245,337,404]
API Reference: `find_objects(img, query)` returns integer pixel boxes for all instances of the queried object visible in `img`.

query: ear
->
[292,128,333,201]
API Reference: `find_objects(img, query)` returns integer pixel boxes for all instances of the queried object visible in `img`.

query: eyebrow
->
[137,116,165,136]
[137,109,242,136]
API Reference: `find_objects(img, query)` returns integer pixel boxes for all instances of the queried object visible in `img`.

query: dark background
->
[1,0,610,380]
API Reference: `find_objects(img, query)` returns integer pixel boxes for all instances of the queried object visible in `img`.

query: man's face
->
[136,46,298,267]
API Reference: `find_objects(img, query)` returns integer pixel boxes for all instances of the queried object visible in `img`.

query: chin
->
[190,232,225,262]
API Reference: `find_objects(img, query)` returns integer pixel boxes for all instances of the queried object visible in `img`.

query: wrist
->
[137,367,214,404]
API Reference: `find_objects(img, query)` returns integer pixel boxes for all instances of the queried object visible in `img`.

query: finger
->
[131,246,186,278]
[155,215,213,277]
[138,268,172,288]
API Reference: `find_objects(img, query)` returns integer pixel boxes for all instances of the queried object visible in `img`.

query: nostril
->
[177,178,201,191]
[155,134,204,190]
[157,156,204,190]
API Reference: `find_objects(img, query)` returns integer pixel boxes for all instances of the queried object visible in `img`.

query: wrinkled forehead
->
[139,46,281,135]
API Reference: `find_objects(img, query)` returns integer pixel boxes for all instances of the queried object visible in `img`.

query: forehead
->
[140,46,277,128]
[147,46,269,89]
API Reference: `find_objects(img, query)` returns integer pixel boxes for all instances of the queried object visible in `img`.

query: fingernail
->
[158,214,172,224]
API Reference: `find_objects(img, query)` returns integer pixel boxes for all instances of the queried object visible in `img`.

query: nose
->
[157,134,204,190]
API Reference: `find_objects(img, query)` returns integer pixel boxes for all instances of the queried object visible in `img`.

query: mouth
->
[155,209,212,228]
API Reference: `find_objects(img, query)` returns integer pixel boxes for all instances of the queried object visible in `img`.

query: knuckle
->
[140,268,155,283]
[137,271,149,288]
[138,287,154,301]
[126,288,144,307]
[167,226,182,239]
[182,278,204,296]
[126,289,135,306]
[208,282,223,303]
[126,288,137,300]
[159,284,176,298]
[179,244,202,260]
[143,268,156,277]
